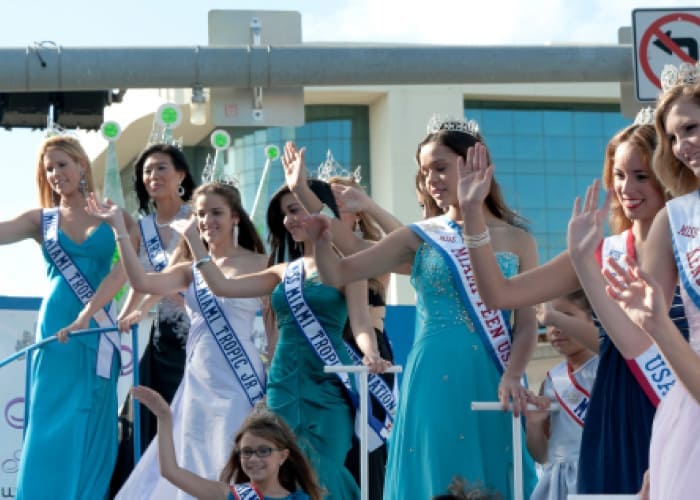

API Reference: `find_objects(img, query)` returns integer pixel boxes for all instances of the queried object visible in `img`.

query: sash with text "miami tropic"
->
[192,267,265,407]
[42,208,119,379]
[596,229,676,407]
[139,215,169,272]
[283,258,387,451]
[547,361,591,427]
[229,483,264,500]
[410,216,512,375]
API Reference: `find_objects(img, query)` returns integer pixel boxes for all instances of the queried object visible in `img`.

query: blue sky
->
[0,0,683,296]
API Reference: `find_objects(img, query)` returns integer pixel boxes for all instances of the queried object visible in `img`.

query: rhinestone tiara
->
[660,62,700,92]
[315,149,362,184]
[633,106,655,126]
[426,114,480,138]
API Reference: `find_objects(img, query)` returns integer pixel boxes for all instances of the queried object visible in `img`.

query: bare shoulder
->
[491,222,535,253]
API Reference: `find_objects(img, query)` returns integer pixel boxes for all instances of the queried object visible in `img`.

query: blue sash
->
[139,215,169,272]
[42,207,119,378]
[410,216,513,375]
[192,267,265,407]
[283,258,388,450]
[548,361,591,427]
[597,230,676,406]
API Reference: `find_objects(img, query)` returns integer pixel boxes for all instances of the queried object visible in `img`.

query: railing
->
[0,325,141,464]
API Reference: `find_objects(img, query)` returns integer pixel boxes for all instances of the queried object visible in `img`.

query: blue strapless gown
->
[383,243,536,500]
[269,273,359,500]
[17,222,120,499]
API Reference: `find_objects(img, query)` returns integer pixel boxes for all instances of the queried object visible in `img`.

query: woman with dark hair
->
[131,386,323,500]
[303,116,539,499]
[175,179,390,499]
[112,143,198,489]
[0,136,134,499]
[87,182,269,500]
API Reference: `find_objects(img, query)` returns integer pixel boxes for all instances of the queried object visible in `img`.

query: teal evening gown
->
[17,221,120,499]
[383,243,536,500]
[269,271,359,500]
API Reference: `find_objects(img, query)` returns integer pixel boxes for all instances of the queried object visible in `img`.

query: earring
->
[79,171,88,196]
[353,218,363,238]
[232,223,239,248]
[177,184,185,197]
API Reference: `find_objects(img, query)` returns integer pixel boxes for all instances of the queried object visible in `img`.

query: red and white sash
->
[596,229,676,406]
[229,483,264,500]
[410,216,513,375]
[547,361,591,427]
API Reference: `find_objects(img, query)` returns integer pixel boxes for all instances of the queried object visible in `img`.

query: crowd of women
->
[1,61,699,500]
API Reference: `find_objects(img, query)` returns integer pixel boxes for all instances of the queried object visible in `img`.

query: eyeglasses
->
[237,447,282,459]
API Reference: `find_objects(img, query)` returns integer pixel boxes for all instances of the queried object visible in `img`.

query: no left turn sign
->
[633,8,700,101]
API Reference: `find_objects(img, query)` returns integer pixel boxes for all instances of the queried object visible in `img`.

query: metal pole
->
[131,324,141,464]
[324,365,402,500]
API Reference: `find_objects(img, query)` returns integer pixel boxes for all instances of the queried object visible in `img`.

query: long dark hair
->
[266,179,340,265]
[133,144,196,214]
[416,127,527,230]
[219,404,323,500]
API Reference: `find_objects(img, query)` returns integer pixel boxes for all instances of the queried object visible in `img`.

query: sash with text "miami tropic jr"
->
[410,216,512,375]
[229,483,264,500]
[283,258,388,451]
[596,229,676,407]
[192,267,265,407]
[42,207,119,379]
[547,361,591,427]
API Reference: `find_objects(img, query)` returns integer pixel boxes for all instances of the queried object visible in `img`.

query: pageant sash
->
[139,215,169,272]
[42,207,119,378]
[596,229,675,406]
[547,362,591,427]
[229,483,264,500]
[668,191,700,310]
[410,216,512,375]
[192,267,265,407]
[283,258,388,450]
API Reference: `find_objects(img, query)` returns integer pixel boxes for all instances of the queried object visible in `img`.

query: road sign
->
[633,8,700,101]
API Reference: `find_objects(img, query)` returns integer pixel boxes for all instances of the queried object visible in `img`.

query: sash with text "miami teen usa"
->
[139,215,170,272]
[192,267,265,407]
[595,229,676,407]
[229,483,264,500]
[283,258,389,451]
[410,216,512,375]
[547,361,591,427]
[42,207,119,378]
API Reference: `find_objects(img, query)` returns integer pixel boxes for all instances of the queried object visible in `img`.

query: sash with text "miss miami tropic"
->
[547,361,591,427]
[596,229,676,407]
[410,216,512,375]
[283,258,388,451]
[229,483,264,500]
[192,267,265,407]
[42,207,119,379]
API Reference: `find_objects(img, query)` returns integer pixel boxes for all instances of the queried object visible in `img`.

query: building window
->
[465,101,628,262]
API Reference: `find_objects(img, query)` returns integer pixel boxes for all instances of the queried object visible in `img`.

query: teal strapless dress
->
[17,222,120,500]
[383,243,536,500]
[269,273,359,500]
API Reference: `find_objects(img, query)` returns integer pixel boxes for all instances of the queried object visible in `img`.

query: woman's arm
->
[0,209,42,245]
[459,145,579,309]
[344,279,390,372]
[331,183,404,235]
[537,302,599,353]
[640,208,678,308]
[132,386,229,500]
[305,215,419,288]
[568,182,652,358]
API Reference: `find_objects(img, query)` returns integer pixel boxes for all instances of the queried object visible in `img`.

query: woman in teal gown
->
[0,136,129,499]
[304,117,539,499]
[177,180,390,500]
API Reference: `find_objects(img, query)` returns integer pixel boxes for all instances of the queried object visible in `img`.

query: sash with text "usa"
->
[192,267,265,407]
[229,483,264,500]
[283,258,388,451]
[42,208,120,378]
[547,362,591,427]
[410,216,513,375]
[596,229,676,407]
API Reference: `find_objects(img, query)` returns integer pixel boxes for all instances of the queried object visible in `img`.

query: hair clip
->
[660,62,700,92]
[315,149,362,184]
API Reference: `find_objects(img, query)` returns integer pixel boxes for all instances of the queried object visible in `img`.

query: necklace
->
[155,204,188,229]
